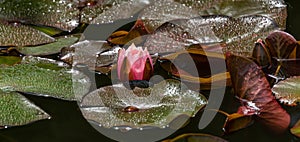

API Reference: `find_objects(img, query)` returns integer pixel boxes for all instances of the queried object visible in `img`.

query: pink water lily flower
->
[117,43,153,81]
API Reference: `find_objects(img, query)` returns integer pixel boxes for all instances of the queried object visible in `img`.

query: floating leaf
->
[60,40,118,73]
[0,56,22,66]
[0,90,49,127]
[162,133,228,142]
[87,0,150,24]
[138,0,200,32]
[16,35,79,56]
[0,0,80,31]
[226,53,290,134]
[144,15,278,56]
[272,76,300,106]
[159,48,230,90]
[0,56,90,100]
[281,58,300,76]
[265,31,298,59]
[80,79,207,129]
[185,0,287,29]
[223,113,253,133]
[0,21,55,46]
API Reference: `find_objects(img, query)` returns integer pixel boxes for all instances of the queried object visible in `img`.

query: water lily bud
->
[252,38,272,68]
[117,43,153,81]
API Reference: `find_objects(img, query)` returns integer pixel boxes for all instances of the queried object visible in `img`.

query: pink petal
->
[117,48,126,79]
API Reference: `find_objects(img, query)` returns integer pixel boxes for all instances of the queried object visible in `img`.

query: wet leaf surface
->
[272,76,300,106]
[0,0,80,31]
[138,0,200,33]
[16,35,79,56]
[194,0,287,29]
[60,40,118,73]
[144,15,278,56]
[0,56,90,100]
[0,21,55,46]
[80,79,207,129]
[0,90,49,127]
[162,133,228,142]
[88,0,150,24]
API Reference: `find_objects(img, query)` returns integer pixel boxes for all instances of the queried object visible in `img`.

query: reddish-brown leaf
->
[226,52,290,134]
[265,31,297,59]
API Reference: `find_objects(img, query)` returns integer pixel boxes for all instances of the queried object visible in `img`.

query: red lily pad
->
[265,31,298,59]
[226,53,290,134]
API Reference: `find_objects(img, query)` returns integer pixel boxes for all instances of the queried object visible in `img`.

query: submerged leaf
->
[160,48,230,90]
[16,35,79,56]
[223,113,253,133]
[272,76,300,106]
[80,79,207,129]
[0,91,49,127]
[0,56,22,66]
[29,24,64,36]
[108,19,150,45]
[0,21,55,46]
[162,133,228,142]
[291,119,300,138]
[226,53,290,134]
[0,56,90,100]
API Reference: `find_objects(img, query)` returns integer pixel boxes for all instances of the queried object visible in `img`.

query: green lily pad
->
[0,56,22,66]
[16,36,79,56]
[272,76,300,106]
[0,0,80,31]
[0,56,90,101]
[0,21,55,46]
[0,90,49,127]
[80,79,207,129]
